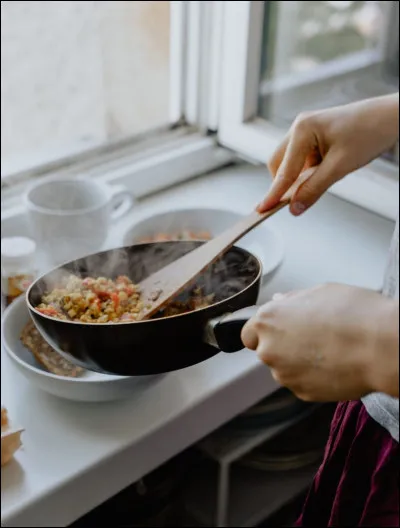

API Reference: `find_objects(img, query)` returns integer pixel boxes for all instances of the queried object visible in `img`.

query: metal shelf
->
[186,403,326,526]
[184,459,319,527]
[197,404,319,465]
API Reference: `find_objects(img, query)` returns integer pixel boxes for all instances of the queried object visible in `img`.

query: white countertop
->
[1,164,395,527]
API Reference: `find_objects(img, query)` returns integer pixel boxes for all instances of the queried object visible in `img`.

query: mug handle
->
[109,184,135,221]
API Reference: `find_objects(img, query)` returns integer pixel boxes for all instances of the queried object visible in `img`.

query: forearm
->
[360,93,399,152]
[370,299,399,398]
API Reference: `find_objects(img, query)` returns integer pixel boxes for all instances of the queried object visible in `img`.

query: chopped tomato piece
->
[94,290,110,301]
[111,292,120,310]
[38,306,59,316]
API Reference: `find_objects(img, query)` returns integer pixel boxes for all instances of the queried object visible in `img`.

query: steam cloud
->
[31,238,259,319]
[29,202,259,318]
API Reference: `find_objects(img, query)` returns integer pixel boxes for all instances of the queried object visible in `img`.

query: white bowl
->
[122,207,285,282]
[2,296,161,403]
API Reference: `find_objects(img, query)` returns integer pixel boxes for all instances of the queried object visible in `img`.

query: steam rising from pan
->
[30,241,259,315]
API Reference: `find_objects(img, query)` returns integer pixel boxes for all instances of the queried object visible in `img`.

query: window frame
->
[1,1,232,216]
[216,0,399,221]
[183,0,225,131]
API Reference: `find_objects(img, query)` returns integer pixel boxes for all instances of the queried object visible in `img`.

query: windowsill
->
[1,133,234,235]
[219,120,399,222]
[1,163,395,527]
[1,163,395,290]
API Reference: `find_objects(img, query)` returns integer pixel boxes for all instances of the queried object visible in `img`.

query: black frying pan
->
[27,241,261,376]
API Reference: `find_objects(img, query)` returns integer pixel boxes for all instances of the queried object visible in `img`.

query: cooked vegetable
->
[37,274,214,323]
[138,230,212,243]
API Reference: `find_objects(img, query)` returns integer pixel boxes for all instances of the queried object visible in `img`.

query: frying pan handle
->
[204,306,259,353]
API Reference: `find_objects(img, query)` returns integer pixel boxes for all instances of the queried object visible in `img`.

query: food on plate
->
[20,321,84,377]
[36,274,215,323]
[137,230,212,243]
[1,406,23,467]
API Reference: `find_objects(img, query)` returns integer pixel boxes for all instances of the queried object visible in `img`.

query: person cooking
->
[242,93,399,527]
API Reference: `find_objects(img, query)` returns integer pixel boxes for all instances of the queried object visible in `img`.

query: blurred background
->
[2,1,398,175]
[1,3,398,527]
[1,1,170,173]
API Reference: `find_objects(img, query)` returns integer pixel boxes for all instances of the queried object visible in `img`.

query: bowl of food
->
[122,207,284,282]
[2,295,161,402]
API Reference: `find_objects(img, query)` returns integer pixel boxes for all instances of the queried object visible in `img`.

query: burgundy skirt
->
[296,400,399,527]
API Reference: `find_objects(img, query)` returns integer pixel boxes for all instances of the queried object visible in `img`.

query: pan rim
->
[2,295,130,382]
[26,242,263,327]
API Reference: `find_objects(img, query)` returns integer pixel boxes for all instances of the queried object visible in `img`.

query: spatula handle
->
[138,200,290,319]
[211,200,290,250]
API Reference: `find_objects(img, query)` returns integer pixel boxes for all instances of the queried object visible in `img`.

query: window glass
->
[1,1,170,174]
[259,1,398,129]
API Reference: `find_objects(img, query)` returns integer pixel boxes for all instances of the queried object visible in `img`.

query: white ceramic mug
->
[25,177,134,266]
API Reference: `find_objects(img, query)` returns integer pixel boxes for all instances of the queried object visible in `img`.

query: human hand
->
[257,94,399,215]
[241,284,399,402]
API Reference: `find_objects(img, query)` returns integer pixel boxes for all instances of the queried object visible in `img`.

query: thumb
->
[241,320,259,351]
[289,152,344,215]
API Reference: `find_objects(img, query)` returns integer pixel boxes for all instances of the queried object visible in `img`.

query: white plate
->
[122,207,285,282]
[2,296,162,402]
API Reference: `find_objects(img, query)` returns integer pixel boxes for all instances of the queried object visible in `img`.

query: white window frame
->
[182,0,225,131]
[217,1,399,221]
[1,1,233,219]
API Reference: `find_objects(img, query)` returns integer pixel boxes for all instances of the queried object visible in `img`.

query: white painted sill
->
[1,135,234,235]
[219,122,399,223]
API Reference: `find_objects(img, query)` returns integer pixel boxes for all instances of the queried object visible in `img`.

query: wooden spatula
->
[137,168,317,320]
[137,198,289,320]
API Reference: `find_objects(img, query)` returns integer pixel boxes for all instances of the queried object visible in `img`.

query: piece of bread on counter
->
[1,407,8,429]
[1,406,23,467]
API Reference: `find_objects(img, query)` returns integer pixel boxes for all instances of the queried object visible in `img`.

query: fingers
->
[241,296,286,351]
[241,319,259,351]
[241,320,275,366]
[267,135,289,178]
[290,150,344,214]
[257,118,317,213]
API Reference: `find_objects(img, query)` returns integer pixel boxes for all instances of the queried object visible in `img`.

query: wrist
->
[372,93,399,149]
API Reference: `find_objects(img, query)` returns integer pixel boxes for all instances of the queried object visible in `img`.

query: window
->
[259,1,397,127]
[1,1,232,205]
[218,1,399,220]
[2,1,398,221]
[1,1,171,174]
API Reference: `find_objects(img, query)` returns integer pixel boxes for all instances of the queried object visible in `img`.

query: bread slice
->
[20,321,84,378]
[1,407,8,429]
[1,407,23,467]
